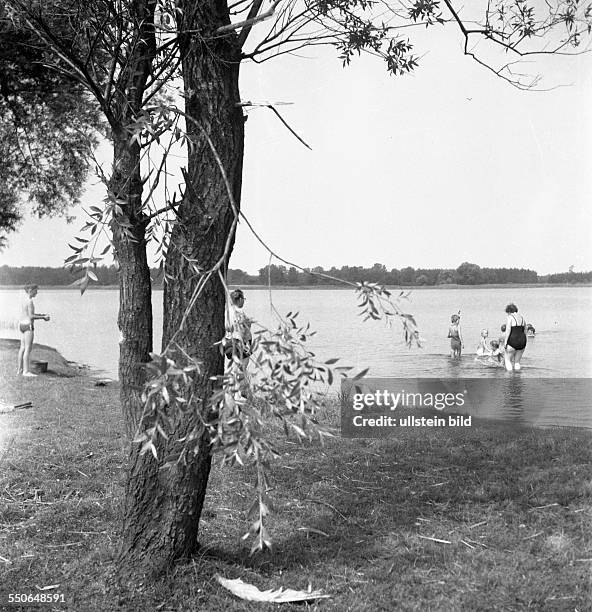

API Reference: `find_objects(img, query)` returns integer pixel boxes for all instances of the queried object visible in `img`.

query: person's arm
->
[504,316,512,347]
[225,305,236,338]
[32,306,49,321]
[27,298,49,321]
[224,306,231,332]
[459,325,464,347]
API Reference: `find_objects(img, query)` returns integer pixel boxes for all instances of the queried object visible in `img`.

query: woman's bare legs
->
[513,349,525,371]
[504,346,515,371]
[504,346,525,372]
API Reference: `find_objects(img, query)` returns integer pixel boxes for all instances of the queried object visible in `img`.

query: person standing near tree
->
[224,289,252,368]
[17,284,50,377]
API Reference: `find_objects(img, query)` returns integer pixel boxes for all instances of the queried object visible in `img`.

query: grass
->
[1,339,591,611]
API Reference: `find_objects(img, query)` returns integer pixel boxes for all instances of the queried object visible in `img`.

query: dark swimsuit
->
[507,315,527,351]
[449,327,461,351]
[19,321,34,333]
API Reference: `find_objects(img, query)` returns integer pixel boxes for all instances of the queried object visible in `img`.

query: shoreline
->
[3,338,590,430]
[0,338,98,378]
[1,282,591,291]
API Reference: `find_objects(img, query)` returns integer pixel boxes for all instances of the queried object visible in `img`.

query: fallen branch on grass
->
[417,534,452,544]
[297,526,329,537]
[469,520,488,529]
[0,401,33,413]
[528,503,560,511]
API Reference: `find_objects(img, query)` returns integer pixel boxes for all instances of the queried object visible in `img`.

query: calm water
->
[2,286,591,427]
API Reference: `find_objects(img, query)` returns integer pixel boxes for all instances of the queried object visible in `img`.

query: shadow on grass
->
[1,336,590,611]
[187,425,591,610]
[39,369,80,379]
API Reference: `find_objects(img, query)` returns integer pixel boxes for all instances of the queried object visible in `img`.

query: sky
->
[2,16,592,275]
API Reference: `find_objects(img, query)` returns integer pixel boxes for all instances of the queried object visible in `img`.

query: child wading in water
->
[476,329,492,356]
[499,325,507,349]
[475,339,504,367]
[489,340,504,364]
[17,284,50,377]
[447,314,464,358]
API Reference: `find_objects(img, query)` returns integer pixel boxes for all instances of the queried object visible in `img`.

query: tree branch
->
[236,0,264,49]
[6,0,117,126]
[265,105,312,150]
[217,0,281,37]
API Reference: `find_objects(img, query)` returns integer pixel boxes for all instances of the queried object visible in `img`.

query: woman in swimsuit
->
[447,314,463,358]
[503,303,527,372]
[17,284,50,377]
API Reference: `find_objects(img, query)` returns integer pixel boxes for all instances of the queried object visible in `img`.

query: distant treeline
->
[230,262,592,286]
[1,263,591,287]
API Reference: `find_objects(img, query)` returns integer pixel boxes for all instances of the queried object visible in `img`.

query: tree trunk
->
[111,134,154,440]
[117,1,245,575]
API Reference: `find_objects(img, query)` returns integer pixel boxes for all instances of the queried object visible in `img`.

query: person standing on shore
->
[503,303,527,372]
[17,284,50,377]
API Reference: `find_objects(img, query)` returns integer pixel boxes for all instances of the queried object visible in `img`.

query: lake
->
[2,286,591,428]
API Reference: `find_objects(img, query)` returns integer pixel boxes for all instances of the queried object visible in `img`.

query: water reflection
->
[444,356,463,378]
[501,375,525,422]
[457,377,592,428]
[341,377,592,430]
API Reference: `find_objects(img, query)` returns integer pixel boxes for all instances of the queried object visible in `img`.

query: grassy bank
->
[1,341,591,611]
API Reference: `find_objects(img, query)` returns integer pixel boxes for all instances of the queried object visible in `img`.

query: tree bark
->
[112,130,159,578]
[111,135,154,439]
[117,1,245,575]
